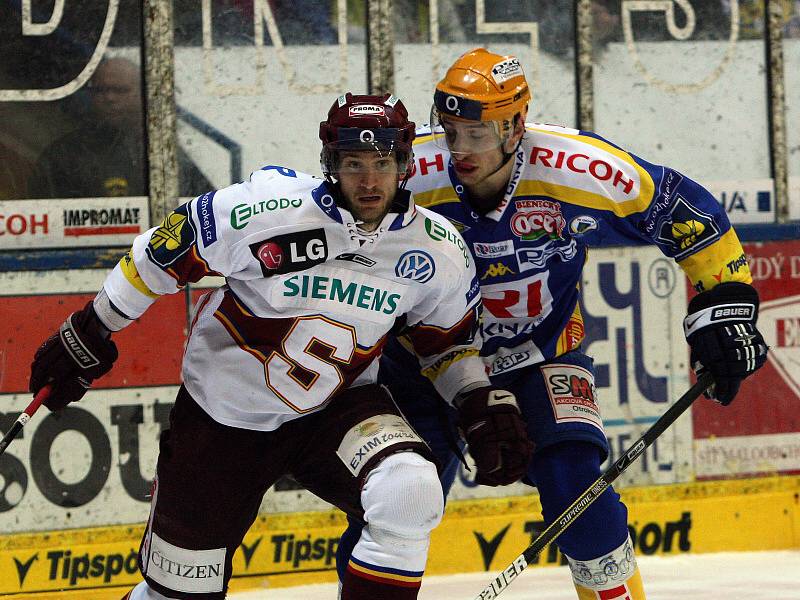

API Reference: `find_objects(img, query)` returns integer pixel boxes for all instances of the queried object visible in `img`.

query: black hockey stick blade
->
[471,371,714,600]
[0,384,52,457]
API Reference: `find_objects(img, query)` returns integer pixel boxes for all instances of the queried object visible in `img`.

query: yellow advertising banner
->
[1,476,798,598]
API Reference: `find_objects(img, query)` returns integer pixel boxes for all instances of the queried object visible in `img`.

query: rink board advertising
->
[0,477,798,595]
[0,197,149,249]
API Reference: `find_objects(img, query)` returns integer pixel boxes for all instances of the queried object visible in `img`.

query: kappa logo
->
[395,250,435,283]
[481,262,516,279]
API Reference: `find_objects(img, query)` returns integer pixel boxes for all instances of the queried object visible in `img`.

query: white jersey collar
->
[310,182,418,245]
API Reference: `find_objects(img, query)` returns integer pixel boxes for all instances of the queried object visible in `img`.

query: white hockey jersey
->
[96,165,488,431]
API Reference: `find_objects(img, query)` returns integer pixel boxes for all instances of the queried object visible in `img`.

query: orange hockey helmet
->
[434,48,530,122]
[431,48,530,153]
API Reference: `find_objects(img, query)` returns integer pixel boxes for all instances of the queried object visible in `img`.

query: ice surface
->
[229,550,800,599]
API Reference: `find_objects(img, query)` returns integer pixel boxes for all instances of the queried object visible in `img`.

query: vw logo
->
[395,250,435,283]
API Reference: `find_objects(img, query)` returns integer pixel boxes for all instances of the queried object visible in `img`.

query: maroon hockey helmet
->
[319,92,416,179]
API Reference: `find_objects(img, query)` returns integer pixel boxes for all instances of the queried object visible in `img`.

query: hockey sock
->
[531,441,630,560]
[336,515,364,582]
[531,442,646,598]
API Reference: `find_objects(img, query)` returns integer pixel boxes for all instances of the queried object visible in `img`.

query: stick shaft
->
[0,385,51,456]
[473,372,713,600]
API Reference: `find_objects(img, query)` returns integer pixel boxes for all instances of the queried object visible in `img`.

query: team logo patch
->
[516,239,578,272]
[146,204,196,268]
[655,195,720,260]
[257,242,284,271]
[489,351,532,375]
[249,229,328,276]
[491,57,524,83]
[473,240,514,258]
[349,104,385,116]
[395,250,435,283]
[510,199,566,241]
[541,364,603,431]
[569,215,598,236]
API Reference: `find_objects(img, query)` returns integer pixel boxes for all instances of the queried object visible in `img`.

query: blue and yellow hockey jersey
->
[406,122,752,376]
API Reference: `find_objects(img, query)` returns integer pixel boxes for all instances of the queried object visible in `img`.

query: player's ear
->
[514,109,527,138]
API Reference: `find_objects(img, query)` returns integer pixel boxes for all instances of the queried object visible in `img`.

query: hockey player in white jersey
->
[335,49,769,599]
[27,93,533,600]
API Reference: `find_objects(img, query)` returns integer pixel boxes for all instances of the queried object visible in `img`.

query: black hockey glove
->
[683,282,768,405]
[457,387,534,486]
[29,301,118,411]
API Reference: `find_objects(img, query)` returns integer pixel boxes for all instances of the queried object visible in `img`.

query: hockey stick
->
[0,384,52,457]
[472,371,714,600]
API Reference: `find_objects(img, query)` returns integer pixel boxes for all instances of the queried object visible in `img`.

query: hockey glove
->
[683,282,768,405]
[456,387,534,486]
[29,301,118,411]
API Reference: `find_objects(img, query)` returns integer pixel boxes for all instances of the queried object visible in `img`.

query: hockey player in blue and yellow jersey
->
[337,48,769,599]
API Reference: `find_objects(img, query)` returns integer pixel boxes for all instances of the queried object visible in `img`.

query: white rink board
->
[174,41,774,189]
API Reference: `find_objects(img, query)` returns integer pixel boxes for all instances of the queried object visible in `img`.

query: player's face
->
[438,116,516,186]
[337,151,402,230]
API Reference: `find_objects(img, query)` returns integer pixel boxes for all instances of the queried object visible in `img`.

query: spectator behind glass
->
[28,57,211,199]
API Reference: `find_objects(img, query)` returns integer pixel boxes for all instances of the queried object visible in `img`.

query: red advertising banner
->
[0,293,187,393]
[692,239,800,478]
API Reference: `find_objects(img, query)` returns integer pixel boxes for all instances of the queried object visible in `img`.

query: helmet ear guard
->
[319,92,416,180]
